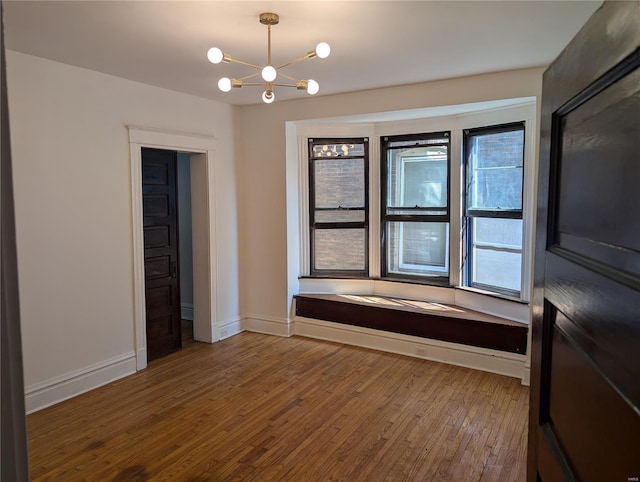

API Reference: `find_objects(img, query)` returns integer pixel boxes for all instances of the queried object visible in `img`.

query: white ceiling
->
[3,1,602,106]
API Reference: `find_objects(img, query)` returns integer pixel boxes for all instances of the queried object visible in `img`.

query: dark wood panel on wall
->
[556,66,640,254]
[528,2,640,480]
[142,162,169,185]
[295,294,527,354]
[548,317,640,481]
[143,194,169,217]
[145,286,172,310]
[145,256,170,280]
[545,252,640,404]
[142,147,181,361]
[144,226,170,249]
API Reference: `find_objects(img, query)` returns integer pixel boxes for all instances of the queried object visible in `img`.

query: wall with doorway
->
[6,51,239,412]
[177,152,194,320]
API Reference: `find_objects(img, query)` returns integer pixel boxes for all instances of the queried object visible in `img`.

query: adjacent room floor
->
[26,332,528,481]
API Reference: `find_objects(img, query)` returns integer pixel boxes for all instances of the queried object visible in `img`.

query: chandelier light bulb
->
[307,79,319,95]
[207,47,224,64]
[218,77,232,92]
[262,65,277,82]
[315,42,331,59]
[262,90,276,104]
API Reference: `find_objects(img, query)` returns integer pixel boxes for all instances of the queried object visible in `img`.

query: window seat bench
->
[294,293,527,354]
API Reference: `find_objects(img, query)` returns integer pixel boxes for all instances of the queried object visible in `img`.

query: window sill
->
[299,275,527,302]
[300,275,449,286]
[455,286,529,305]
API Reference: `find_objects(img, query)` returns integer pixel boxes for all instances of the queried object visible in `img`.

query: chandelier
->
[207,12,331,104]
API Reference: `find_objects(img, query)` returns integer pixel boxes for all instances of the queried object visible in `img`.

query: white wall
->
[236,67,544,328]
[6,51,239,410]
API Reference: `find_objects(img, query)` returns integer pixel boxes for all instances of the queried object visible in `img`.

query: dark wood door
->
[528,2,640,481]
[142,147,181,361]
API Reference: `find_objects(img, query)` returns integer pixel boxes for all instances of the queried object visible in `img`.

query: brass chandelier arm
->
[225,57,262,70]
[239,82,299,88]
[276,72,301,82]
[227,54,307,75]
[238,72,262,82]
[272,82,300,88]
[275,52,315,71]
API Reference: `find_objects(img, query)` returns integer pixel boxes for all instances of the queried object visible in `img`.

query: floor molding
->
[219,317,243,340]
[294,316,527,381]
[243,315,291,337]
[25,352,137,414]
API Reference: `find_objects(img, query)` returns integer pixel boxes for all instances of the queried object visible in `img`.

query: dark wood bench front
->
[294,294,527,354]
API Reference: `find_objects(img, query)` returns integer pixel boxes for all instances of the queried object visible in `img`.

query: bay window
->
[301,101,532,310]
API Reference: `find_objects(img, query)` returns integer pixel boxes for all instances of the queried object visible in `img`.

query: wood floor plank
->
[27,332,528,481]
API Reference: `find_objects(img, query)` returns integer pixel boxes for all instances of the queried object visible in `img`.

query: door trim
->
[128,126,217,371]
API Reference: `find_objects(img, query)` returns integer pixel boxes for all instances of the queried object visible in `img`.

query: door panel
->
[142,147,181,361]
[548,317,639,481]
[529,2,640,481]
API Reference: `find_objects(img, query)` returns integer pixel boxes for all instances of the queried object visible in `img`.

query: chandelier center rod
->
[267,23,272,66]
[260,13,279,67]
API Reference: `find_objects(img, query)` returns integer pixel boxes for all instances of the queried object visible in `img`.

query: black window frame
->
[380,131,451,285]
[309,137,369,277]
[463,122,525,297]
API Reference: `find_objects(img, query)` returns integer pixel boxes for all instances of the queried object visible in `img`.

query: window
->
[464,123,525,296]
[309,138,369,276]
[381,132,450,283]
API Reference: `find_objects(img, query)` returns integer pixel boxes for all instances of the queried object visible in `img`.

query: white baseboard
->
[25,352,137,414]
[294,316,526,380]
[521,366,531,386]
[243,315,291,337]
[181,302,194,321]
[219,317,243,340]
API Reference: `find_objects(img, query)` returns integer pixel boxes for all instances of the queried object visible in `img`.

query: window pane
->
[387,222,449,277]
[315,209,365,223]
[314,229,366,271]
[472,249,522,293]
[315,158,364,209]
[473,218,522,248]
[468,129,524,211]
[311,142,365,158]
[387,147,448,208]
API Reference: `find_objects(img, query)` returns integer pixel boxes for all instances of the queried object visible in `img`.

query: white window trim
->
[288,99,536,324]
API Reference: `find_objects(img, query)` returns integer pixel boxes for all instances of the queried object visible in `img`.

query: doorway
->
[128,126,217,371]
[141,148,196,360]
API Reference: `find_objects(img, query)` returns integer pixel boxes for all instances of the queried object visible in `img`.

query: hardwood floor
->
[26,333,528,481]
